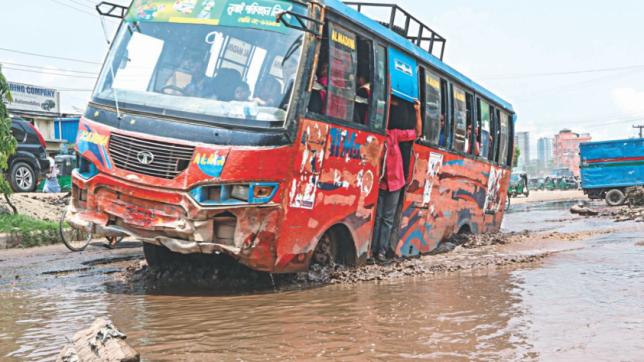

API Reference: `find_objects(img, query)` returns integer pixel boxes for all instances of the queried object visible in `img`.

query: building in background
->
[537,137,553,168]
[514,131,530,169]
[2,79,78,152]
[553,129,591,176]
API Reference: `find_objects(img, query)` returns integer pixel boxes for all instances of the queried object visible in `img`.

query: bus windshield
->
[93,2,306,128]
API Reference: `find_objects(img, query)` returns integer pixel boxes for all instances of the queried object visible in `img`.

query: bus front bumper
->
[69,172,280,272]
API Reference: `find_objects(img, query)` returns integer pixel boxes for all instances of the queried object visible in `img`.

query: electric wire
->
[2,65,98,79]
[0,61,98,76]
[0,47,102,65]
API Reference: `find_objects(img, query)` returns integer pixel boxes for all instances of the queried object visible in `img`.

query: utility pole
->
[634,125,644,138]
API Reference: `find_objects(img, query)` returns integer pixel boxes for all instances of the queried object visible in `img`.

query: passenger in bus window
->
[354,74,371,124]
[309,62,329,114]
[372,99,422,262]
[438,114,446,147]
[233,82,251,101]
[254,77,282,107]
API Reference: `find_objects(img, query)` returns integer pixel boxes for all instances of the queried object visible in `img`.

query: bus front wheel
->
[143,243,177,268]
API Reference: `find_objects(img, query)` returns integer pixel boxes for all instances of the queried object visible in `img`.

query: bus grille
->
[108,133,195,179]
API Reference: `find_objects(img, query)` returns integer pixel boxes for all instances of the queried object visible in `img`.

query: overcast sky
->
[2,0,643,157]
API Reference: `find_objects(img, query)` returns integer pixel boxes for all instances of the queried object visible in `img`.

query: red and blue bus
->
[70,0,516,272]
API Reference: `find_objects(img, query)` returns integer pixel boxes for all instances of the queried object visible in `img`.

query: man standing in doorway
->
[372,98,422,262]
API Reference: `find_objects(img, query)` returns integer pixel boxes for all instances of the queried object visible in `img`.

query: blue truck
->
[579,138,644,205]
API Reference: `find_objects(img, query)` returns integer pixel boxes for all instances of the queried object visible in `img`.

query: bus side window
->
[465,92,478,156]
[488,106,498,162]
[492,108,502,163]
[499,111,510,166]
[308,25,329,114]
[424,72,441,145]
[451,86,467,153]
[439,79,449,147]
[326,23,357,122]
[507,115,515,166]
[354,36,373,125]
[479,98,491,158]
[371,44,387,131]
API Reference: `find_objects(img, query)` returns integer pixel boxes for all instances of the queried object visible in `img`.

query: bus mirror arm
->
[276,11,323,37]
[96,1,128,19]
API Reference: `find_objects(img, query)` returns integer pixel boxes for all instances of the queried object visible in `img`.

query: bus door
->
[285,22,388,266]
[395,66,444,257]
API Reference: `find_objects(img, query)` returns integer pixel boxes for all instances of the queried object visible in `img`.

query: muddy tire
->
[605,189,625,206]
[311,230,337,268]
[143,243,176,268]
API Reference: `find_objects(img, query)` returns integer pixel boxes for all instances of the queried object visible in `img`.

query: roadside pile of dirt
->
[601,206,644,222]
[114,228,607,291]
[0,193,67,221]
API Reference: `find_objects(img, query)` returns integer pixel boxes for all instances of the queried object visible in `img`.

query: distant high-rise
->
[537,137,553,167]
[514,131,530,168]
[553,129,592,176]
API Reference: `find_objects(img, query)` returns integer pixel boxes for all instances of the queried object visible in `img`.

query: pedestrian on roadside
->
[43,157,61,193]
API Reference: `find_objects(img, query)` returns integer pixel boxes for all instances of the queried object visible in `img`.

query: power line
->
[483,64,644,80]
[0,61,98,75]
[0,47,102,65]
[49,0,97,17]
[1,65,98,79]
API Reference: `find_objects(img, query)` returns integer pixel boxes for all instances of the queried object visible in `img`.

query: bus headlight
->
[76,156,99,179]
[231,185,250,201]
[190,183,278,206]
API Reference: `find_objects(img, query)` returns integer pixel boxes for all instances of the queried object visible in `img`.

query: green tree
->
[0,65,18,214]
[512,146,521,168]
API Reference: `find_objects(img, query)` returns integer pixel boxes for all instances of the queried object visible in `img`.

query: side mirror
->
[96,2,128,19]
[276,11,323,37]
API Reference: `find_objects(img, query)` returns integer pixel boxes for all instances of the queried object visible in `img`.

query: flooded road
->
[1,202,642,361]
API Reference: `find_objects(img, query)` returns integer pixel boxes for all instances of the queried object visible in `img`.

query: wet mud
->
[111,227,612,293]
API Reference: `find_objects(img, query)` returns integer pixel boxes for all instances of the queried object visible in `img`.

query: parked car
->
[6,117,50,192]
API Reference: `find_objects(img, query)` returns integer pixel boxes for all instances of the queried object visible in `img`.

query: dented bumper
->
[70,171,282,272]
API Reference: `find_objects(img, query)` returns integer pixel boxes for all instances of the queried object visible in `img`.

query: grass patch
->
[0,214,60,248]
[0,214,58,233]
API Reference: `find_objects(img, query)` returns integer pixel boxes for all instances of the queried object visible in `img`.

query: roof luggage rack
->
[344,2,447,60]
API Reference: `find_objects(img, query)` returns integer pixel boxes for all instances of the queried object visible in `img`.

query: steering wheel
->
[160,84,186,96]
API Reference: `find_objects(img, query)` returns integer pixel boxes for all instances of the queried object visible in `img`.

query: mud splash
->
[112,228,612,293]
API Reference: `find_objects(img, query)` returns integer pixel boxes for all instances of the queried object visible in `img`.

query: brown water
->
[1,204,643,361]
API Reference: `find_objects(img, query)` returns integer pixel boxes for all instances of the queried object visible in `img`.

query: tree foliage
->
[0,66,18,213]
[512,146,521,168]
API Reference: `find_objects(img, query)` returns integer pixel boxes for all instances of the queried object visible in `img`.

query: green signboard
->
[126,0,298,32]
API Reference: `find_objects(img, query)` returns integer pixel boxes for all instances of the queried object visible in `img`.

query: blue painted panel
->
[580,139,644,189]
[325,0,514,114]
[388,47,418,102]
[580,166,644,189]
[580,139,644,162]
[54,117,80,144]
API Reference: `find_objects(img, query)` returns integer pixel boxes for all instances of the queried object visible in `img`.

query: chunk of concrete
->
[56,318,139,362]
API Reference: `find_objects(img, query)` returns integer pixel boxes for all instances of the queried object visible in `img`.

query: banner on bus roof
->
[126,0,298,32]
[388,47,418,103]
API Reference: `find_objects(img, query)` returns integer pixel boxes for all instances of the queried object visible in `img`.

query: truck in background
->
[580,138,644,206]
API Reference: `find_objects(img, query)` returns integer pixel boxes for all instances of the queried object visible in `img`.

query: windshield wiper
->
[282,35,303,65]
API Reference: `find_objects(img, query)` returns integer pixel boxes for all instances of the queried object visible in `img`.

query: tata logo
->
[136,151,155,165]
[394,60,413,76]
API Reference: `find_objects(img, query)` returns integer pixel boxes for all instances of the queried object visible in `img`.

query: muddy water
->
[1,203,643,361]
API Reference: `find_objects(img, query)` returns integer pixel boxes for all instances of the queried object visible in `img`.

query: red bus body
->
[72,0,514,273]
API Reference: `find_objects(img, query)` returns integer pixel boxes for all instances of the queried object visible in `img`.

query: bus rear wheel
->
[605,189,625,206]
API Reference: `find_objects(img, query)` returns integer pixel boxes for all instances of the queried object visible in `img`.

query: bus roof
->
[325,0,515,113]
